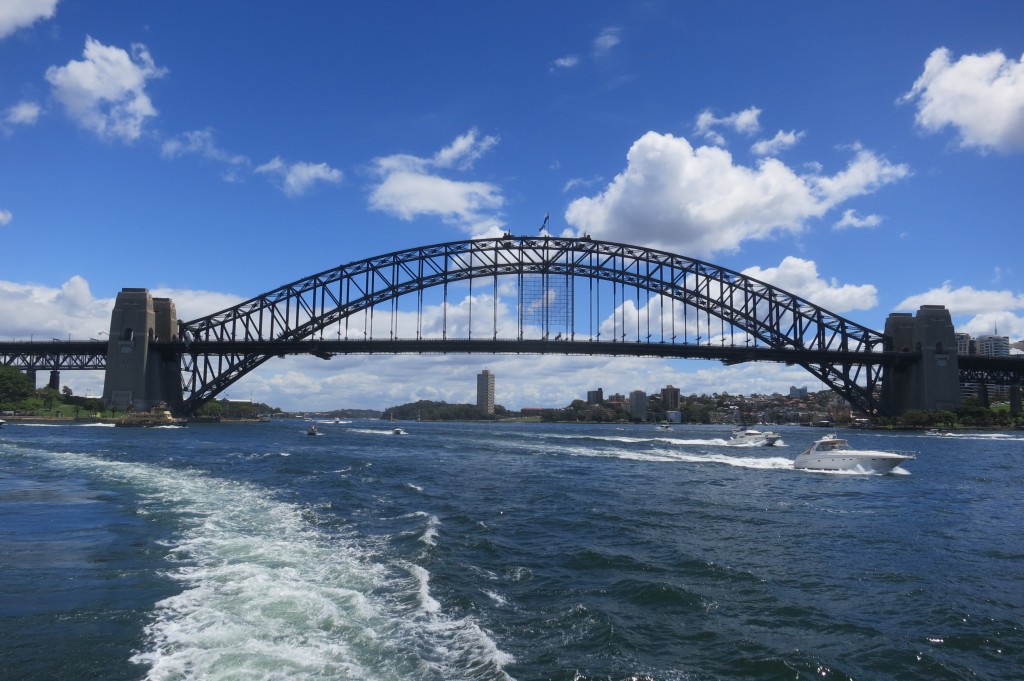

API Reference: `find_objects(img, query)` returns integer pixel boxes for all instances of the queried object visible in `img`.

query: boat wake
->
[936,432,1024,442]
[552,444,795,470]
[349,428,404,437]
[13,446,514,681]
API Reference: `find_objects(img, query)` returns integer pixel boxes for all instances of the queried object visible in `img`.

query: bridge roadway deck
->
[0,340,108,370]
[1,338,909,367]
[8,338,1023,379]
[160,338,911,366]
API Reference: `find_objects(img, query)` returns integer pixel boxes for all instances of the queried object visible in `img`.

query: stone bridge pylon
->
[101,288,183,412]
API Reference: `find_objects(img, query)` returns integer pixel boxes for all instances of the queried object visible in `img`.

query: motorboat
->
[793,434,915,473]
[307,425,319,436]
[392,427,407,435]
[0,419,5,428]
[729,427,781,446]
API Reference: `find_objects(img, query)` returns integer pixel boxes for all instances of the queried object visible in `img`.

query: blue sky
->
[2,1,1023,411]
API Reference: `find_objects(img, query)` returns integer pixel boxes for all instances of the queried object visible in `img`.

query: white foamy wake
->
[348,428,403,437]
[22,448,514,681]
[656,449,796,470]
[543,441,794,470]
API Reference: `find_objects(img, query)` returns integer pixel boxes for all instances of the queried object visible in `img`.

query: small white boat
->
[794,434,914,473]
[392,427,407,435]
[729,427,781,446]
[307,425,319,436]
[0,419,6,428]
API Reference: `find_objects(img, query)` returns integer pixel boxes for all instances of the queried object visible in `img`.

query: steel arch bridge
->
[172,235,896,415]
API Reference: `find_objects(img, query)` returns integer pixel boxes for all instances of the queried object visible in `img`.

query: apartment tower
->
[477,369,495,415]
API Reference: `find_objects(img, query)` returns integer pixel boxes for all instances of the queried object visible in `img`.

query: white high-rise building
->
[976,335,1010,357]
[477,369,495,414]
[627,390,648,421]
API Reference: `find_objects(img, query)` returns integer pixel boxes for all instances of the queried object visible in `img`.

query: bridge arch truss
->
[177,236,889,415]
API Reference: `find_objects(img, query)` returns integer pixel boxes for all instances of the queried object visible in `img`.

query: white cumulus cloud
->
[902,47,1024,153]
[833,209,882,230]
[3,100,41,127]
[369,129,504,234]
[255,157,342,197]
[0,0,58,39]
[896,282,1024,316]
[45,36,167,143]
[0,275,112,340]
[750,129,804,156]
[552,54,580,70]
[563,131,909,258]
[0,209,12,226]
[742,256,878,313]
[896,281,1024,340]
[695,107,762,145]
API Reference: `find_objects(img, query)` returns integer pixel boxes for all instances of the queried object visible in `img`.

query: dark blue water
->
[1,420,1021,680]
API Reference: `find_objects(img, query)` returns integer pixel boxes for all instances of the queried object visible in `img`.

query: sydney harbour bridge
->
[2,236,1021,417]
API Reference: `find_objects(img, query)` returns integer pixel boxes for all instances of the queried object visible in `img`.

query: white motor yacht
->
[729,427,781,446]
[794,434,914,473]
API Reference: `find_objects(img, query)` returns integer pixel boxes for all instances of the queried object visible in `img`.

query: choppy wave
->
[16,447,512,681]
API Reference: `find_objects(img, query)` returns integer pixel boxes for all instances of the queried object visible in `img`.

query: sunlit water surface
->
[2,420,1021,680]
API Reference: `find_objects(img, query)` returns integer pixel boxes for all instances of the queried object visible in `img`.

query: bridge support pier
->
[881,305,960,415]
[101,289,182,413]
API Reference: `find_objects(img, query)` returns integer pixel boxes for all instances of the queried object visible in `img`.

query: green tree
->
[0,366,35,405]
[38,386,60,411]
[195,401,224,419]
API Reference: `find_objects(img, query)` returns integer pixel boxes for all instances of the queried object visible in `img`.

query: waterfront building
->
[956,332,1010,357]
[976,335,1010,357]
[955,332,972,355]
[587,388,604,405]
[476,369,495,415]
[627,390,648,421]
[660,385,680,410]
[955,332,1012,401]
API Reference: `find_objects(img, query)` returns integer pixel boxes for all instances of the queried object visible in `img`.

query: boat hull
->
[793,452,913,473]
[729,429,781,446]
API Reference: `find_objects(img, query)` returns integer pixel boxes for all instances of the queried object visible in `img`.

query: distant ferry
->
[116,409,187,428]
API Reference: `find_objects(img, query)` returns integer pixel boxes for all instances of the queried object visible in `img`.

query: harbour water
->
[1,420,1021,680]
